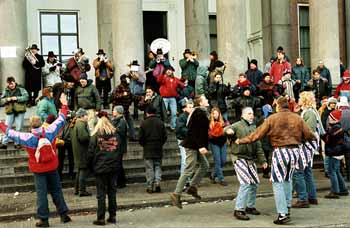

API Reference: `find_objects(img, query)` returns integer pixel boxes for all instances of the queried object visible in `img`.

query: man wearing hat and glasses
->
[93,49,114,109]
[42,51,63,88]
[179,48,199,88]
[22,44,45,107]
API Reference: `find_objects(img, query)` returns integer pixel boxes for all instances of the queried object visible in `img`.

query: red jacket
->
[334,82,350,98]
[0,105,68,173]
[157,74,184,98]
[270,60,291,84]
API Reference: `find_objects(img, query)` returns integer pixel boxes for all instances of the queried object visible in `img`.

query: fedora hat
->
[96,49,106,55]
[47,51,56,58]
[30,44,40,51]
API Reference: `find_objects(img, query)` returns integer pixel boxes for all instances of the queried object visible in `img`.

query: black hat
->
[277,46,284,52]
[250,59,258,66]
[131,60,140,66]
[242,86,251,93]
[120,74,128,81]
[80,72,88,80]
[96,49,106,55]
[47,51,56,58]
[30,44,39,50]
[183,49,191,55]
[215,60,225,68]
[156,48,163,55]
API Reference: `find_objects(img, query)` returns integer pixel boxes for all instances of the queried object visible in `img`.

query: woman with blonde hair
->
[208,107,228,186]
[293,91,325,208]
[87,112,120,225]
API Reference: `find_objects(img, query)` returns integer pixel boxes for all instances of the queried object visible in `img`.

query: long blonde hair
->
[91,116,116,136]
[299,91,316,109]
[209,107,224,129]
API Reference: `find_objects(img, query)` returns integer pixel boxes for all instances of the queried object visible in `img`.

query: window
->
[40,12,79,62]
[209,15,217,52]
[298,5,310,68]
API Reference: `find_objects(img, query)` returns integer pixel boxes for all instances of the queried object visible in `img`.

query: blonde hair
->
[299,91,316,109]
[91,116,116,136]
[30,116,42,128]
[209,107,224,129]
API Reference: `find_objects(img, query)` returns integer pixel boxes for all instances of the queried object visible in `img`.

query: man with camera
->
[42,51,64,88]
[179,48,199,88]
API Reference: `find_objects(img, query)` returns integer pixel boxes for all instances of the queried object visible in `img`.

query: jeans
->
[75,168,90,193]
[174,148,210,195]
[144,159,162,188]
[124,112,136,139]
[34,170,69,220]
[272,181,292,215]
[324,155,330,175]
[163,97,177,129]
[177,140,187,175]
[235,184,257,210]
[95,172,117,220]
[210,143,227,181]
[58,142,75,179]
[294,163,317,201]
[328,157,347,193]
[2,113,25,145]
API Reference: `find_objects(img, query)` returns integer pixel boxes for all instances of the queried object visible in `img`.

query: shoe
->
[93,219,106,226]
[60,213,72,223]
[324,192,340,199]
[308,199,318,205]
[106,216,116,224]
[146,188,153,194]
[218,181,228,186]
[0,144,7,150]
[154,185,161,193]
[337,191,349,196]
[292,200,310,208]
[79,191,92,197]
[35,220,49,227]
[273,214,291,225]
[186,186,202,200]
[233,210,250,220]
[245,207,261,215]
[170,193,183,209]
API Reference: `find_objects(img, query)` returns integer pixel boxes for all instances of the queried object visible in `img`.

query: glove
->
[49,66,56,72]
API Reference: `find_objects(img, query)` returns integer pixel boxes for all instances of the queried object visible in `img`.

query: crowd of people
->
[0,43,349,226]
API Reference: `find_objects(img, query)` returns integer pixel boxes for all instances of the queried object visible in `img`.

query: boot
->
[186,186,202,200]
[60,213,72,223]
[93,219,106,226]
[233,210,250,220]
[308,199,318,205]
[107,216,116,224]
[35,219,49,227]
[154,184,161,193]
[292,200,310,208]
[245,207,261,215]
[170,193,183,209]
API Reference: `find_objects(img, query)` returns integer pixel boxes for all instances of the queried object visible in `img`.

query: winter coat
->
[112,116,128,154]
[231,79,256,98]
[74,80,102,110]
[23,54,45,92]
[157,75,184,98]
[195,66,208,96]
[71,119,90,169]
[317,66,332,94]
[245,69,263,87]
[334,81,350,99]
[258,80,277,106]
[92,58,114,79]
[292,65,310,91]
[307,78,330,105]
[42,62,63,87]
[126,70,146,95]
[208,82,230,114]
[111,83,134,112]
[139,115,167,159]
[181,107,209,150]
[36,97,58,122]
[270,60,291,84]
[179,58,199,82]
[149,59,171,78]
[0,105,68,173]
[64,56,91,82]
[137,93,167,121]
[87,132,121,174]
[176,112,189,140]
[324,122,345,157]
[0,85,29,114]
[224,119,265,164]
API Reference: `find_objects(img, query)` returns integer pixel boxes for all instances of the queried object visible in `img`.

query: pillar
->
[0,0,28,88]
[310,0,341,85]
[97,0,113,60]
[216,0,247,83]
[184,0,210,64]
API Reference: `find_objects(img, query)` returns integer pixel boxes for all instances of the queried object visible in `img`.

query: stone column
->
[185,0,210,64]
[216,0,247,83]
[346,0,350,68]
[0,0,28,88]
[97,0,113,59]
[111,0,144,84]
[310,0,341,85]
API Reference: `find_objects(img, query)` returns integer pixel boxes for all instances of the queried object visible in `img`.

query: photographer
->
[179,49,199,88]
[42,51,64,88]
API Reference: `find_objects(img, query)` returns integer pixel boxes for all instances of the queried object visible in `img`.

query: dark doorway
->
[143,11,168,67]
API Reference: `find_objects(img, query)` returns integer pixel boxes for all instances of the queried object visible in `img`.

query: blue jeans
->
[163,97,177,129]
[324,155,329,174]
[328,157,347,193]
[294,163,317,201]
[272,181,292,215]
[2,112,25,145]
[34,170,69,220]
[144,159,162,188]
[235,184,257,210]
[210,143,227,181]
[177,140,187,175]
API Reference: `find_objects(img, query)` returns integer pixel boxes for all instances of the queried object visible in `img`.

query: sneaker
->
[0,144,7,150]
[233,210,250,220]
[170,193,183,209]
[292,200,310,208]
[324,192,339,199]
[245,207,261,215]
[60,213,72,223]
[273,214,291,225]
[154,185,161,193]
[106,216,116,224]
[92,219,106,226]
[308,199,318,205]
[35,219,49,227]
[337,191,349,196]
[186,186,202,200]
[79,191,92,197]
[218,181,228,186]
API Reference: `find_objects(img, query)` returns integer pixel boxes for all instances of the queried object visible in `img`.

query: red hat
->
[330,110,342,122]
[343,70,350,80]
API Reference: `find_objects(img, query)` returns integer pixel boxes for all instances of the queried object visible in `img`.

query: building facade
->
[0,0,348,89]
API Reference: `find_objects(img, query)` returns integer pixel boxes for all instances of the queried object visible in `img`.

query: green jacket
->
[224,119,266,164]
[1,85,29,114]
[74,80,102,111]
[301,108,317,132]
[36,97,58,122]
[195,66,208,96]
[292,65,310,90]
[179,58,199,81]
[71,119,90,169]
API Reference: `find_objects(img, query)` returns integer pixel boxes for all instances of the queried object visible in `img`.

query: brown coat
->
[239,108,315,148]
[92,58,114,79]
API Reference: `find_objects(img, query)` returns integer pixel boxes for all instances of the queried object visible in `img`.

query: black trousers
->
[117,153,126,187]
[96,78,111,107]
[95,172,118,220]
[58,142,75,179]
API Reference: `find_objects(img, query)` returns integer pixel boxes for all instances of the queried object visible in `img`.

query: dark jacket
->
[178,84,194,100]
[176,112,189,140]
[71,120,90,168]
[138,93,167,121]
[324,122,345,157]
[23,54,45,92]
[179,58,199,82]
[74,80,102,110]
[0,85,29,114]
[317,66,332,94]
[292,65,310,91]
[245,69,263,87]
[195,66,208,96]
[87,132,121,174]
[181,107,209,150]
[139,115,167,159]
[307,78,330,105]
[111,82,134,112]
[258,80,278,106]
[112,116,128,154]
[208,82,230,113]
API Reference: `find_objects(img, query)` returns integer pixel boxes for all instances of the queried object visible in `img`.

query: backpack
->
[33,128,56,163]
